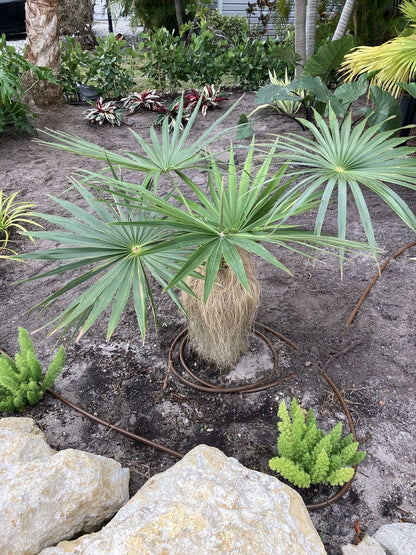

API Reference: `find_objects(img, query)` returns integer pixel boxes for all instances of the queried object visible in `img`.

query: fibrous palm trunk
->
[182,250,260,370]
[25,0,63,106]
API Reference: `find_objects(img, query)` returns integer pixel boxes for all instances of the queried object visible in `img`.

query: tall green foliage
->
[0,36,56,134]
[114,0,197,32]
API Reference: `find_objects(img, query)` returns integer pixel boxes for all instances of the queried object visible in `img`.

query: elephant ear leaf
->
[236,114,253,140]
[303,35,355,81]
[397,82,416,98]
[359,86,402,131]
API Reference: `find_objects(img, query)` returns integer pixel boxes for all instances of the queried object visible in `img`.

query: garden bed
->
[0,93,415,553]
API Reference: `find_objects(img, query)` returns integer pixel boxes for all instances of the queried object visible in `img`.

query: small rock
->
[342,536,386,554]
[41,444,325,554]
[373,523,416,555]
[0,417,129,554]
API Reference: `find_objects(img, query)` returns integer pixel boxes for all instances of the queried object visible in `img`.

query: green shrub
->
[0,35,56,133]
[139,28,189,90]
[231,38,296,90]
[0,328,65,413]
[187,26,232,86]
[269,399,366,489]
[206,9,250,44]
[85,34,135,98]
[60,36,91,101]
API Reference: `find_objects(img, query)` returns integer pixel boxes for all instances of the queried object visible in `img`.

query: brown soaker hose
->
[3,241,411,508]
[346,241,416,327]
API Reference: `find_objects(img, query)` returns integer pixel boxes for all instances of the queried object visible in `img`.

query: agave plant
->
[0,191,41,256]
[340,0,416,98]
[184,85,229,117]
[84,97,125,126]
[121,90,164,114]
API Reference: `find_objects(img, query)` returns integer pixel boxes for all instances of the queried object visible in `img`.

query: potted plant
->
[19,99,416,372]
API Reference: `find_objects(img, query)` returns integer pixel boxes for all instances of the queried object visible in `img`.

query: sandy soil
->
[0,93,415,553]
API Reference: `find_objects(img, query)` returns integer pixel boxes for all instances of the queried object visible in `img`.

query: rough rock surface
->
[342,536,386,554]
[0,417,130,555]
[40,444,325,554]
[373,523,416,554]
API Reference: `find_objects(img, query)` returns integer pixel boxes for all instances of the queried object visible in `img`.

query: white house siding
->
[212,0,295,38]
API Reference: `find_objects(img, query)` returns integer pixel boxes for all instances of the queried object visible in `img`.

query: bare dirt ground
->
[1,93,415,553]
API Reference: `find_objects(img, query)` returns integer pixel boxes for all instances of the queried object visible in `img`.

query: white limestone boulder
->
[0,417,129,555]
[41,444,325,554]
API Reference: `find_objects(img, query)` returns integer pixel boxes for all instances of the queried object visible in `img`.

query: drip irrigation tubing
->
[2,241,412,508]
[167,325,298,394]
[346,241,416,327]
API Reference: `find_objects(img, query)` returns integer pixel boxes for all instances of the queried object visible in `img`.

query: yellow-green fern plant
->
[340,0,416,98]
[0,328,65,413]
[269,399,366,489]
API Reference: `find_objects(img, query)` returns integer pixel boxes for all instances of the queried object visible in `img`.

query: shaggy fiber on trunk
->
[182,250,260,370]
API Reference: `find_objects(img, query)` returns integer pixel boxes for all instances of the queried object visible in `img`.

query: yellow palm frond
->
[340,34,416,98]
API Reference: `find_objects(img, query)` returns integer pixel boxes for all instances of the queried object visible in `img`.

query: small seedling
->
[269,398,366,488]
[0,327,65,413]
[84,97,125,126]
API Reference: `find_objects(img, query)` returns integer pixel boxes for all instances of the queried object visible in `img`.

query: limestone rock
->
[41,444,325,555]
[342,536,386,554]
[373,523,416,555]
[0,417,129,555]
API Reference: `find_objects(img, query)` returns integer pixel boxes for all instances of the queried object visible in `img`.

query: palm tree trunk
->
[25,0,63,106]
[174,0,183,29]
[295,0,306,77]
[332,0,355,41]
[305,0,318,59]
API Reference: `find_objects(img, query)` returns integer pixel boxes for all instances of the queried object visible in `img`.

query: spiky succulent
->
[269,398,366,488]
[84,97,125,126]
[121,90,164,114]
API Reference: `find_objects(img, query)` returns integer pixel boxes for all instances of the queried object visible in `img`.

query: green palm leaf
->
[19,183,191,340]
[35,96,243,189]
[273,107,416,265]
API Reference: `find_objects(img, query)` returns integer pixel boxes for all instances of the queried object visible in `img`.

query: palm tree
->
[20,101,416,370]
[25,0,63,106]
[295,0,307,75]
[305,0,318,58]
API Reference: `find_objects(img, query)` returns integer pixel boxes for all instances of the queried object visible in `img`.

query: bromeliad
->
[84,97,125,126]
[121,90,164,114]
[184,85,229,117]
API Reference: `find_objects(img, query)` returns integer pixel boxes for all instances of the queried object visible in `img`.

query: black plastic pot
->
[399,93,416,138]
[76,83,99,103]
